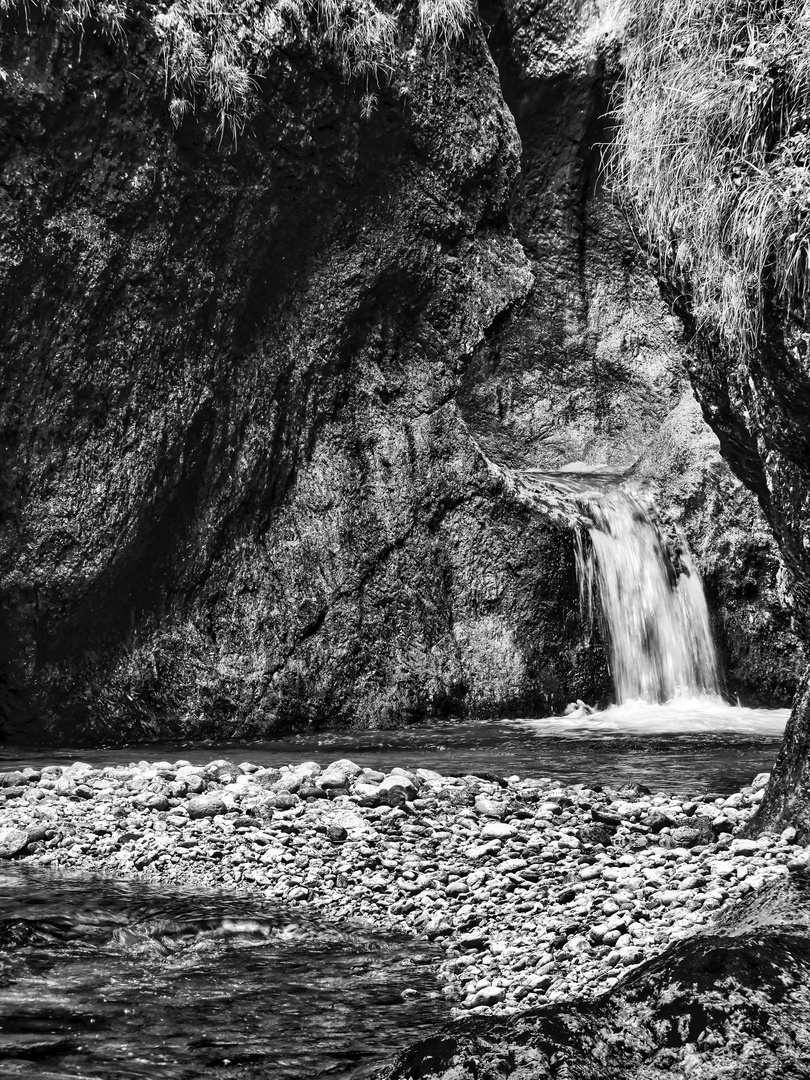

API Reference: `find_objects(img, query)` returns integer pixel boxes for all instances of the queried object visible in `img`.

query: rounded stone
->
[481,822,516,840]
[274,792,299,811]
[0,771,27,788]
[187,794,227,819]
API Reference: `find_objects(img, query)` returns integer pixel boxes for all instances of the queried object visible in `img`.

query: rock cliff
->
[0,3,609,744]
[609,0,810,834]
[461,0,805,706]
[0,0,803,745]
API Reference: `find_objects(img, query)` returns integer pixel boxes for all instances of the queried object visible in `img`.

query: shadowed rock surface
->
[0,0,803,745]
[0,5,615,744]
[378,875,810,1079]
[463,0,805,705]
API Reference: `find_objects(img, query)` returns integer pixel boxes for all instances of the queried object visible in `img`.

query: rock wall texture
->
[604,0,810,831]
[0,5,612,745]
[461,0,805,705]
[0,0,803,745]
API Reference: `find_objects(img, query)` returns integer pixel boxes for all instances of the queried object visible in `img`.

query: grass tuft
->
[612,0,810,356]
[2,0,475,139]
[417,0,471,48]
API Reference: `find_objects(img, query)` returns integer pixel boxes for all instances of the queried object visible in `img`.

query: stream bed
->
[0,700,790,1077]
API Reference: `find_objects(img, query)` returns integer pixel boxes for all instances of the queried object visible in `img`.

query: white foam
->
[513,697,789,738]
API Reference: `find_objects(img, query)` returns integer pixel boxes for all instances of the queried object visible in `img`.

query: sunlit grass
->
[1,0,475,139]
[612,0,810,357]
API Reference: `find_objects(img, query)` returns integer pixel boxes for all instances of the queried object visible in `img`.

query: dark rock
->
[591,808,622,827]
[0,5,594,747]
[299,784,328,801]
[326,825,347,842]
[25,826,51,843]
[384,788,409,809]
[0,771,27,787]
[645,811,675,833]
[1,786,26,800]
[274,793,299,811]
[712,817,734,836]
[458,931,488,951]
[751,672,810,840]
[254,770,282,789]
[380,877,810,1079]
[669,826,701,848]
[577,825,613,848]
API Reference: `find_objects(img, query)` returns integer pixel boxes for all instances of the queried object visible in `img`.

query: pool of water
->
[0,700,789,797]
[0,867,446,1079]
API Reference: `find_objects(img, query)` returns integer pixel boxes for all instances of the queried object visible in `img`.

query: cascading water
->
[520,469,720,705]
[575,484,719,704]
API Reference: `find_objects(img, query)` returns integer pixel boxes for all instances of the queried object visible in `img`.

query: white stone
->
[481,822,516,840]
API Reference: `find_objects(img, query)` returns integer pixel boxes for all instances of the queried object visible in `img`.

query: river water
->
[0,868,446,1079]
[0,700,789,1077]
[1,700,788,797]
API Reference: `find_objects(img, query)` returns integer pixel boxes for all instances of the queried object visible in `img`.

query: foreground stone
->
[0,759,801,1013]
[378,875,810,1078]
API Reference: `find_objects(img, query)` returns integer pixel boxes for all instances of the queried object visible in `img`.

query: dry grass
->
[2,0,475,138]
[0,0,128,40]
[612,0,810,356]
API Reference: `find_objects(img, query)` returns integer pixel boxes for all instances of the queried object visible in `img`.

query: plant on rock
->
[613,0,810,357]
[1,0,474,138]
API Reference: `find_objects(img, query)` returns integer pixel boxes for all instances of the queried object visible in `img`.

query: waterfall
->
[521,470,720,705]
[576,485,719,703]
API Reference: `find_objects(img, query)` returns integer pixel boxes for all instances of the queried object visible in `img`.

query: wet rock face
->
[379,876,810,1079]
[671,313,810,636]
[0,11,611,743]
[634,393,807,706]
[459,0,804,705]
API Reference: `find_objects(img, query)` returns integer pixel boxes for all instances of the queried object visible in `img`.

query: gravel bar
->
[0,757,804,1015]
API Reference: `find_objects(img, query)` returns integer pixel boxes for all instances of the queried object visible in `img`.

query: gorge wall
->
[460,0,806,707]
[0,0,804,745]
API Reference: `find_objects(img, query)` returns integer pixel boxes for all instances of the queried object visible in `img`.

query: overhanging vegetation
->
[613,0,810,357]
[0,0,473,137]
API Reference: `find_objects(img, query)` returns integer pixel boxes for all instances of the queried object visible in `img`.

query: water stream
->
[0,868,446,1079]
[577,487,719,703]
[528,470,720,704]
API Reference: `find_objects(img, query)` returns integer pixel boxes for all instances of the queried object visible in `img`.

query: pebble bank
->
[0,758,804,1015]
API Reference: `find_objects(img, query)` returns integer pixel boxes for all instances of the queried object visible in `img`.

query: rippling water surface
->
[0,700,788,796]
[0,868,446,1079]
